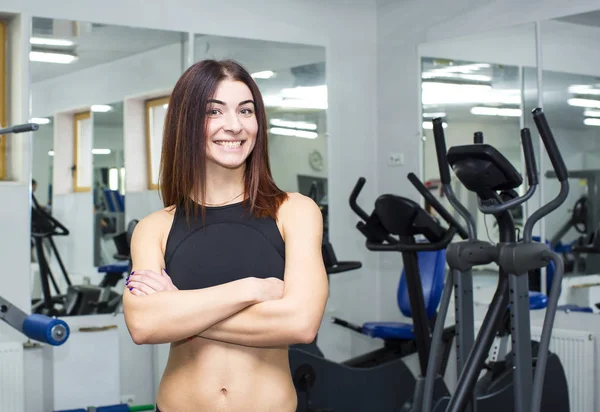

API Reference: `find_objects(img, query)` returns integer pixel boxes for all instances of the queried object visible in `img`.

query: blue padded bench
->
[362,249,446,340]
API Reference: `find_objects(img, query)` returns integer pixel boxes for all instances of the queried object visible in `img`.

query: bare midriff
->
[156,337,297,412]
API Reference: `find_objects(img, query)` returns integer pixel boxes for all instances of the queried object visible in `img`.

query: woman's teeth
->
[215,141,243,148]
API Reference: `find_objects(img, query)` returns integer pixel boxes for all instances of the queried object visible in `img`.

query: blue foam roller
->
[96,404,130,412]
[22,314,70,346]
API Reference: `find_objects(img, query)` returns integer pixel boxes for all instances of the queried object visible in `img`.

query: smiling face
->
[204,79,258,170]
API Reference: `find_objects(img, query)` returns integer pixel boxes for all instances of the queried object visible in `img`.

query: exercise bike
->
[422,108,570,412]
[288,172,468,412]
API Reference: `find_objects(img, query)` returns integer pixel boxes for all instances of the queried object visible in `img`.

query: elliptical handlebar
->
[532,108,568,182]
[523,108,571,243]
[432,118,477,240]
[433,118,452,185]
[521,128,539,187]
[407,172,468,240]
[0,123,39,135]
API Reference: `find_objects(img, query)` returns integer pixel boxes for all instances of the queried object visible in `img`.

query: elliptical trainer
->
[424,108,570,412]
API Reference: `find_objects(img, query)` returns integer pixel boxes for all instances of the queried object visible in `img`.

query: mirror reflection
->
[92,101,125,267]
[26,16,188,411]
[538,12,600,277]
[28,17,185,320]
[418,22,546,251]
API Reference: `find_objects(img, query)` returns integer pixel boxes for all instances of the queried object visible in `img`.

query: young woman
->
[122,59,329,412]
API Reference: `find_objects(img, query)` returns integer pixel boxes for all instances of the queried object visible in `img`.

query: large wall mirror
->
[419,23,538,248]
[92,101,125,267]
[27,16,188,411]
[539,11,600,277]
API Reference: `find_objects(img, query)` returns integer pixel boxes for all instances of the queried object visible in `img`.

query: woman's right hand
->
[252,277,285,302]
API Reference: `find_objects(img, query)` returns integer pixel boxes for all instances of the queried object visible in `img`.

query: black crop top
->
[164,201,286,290]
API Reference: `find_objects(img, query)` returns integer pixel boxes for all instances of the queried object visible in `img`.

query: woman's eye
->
[207,109,220,116]
[240,108,254,115]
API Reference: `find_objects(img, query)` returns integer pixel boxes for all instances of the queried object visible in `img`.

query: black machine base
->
[401,375,450,411]
[432,351,570,412]
[289,346,416,412]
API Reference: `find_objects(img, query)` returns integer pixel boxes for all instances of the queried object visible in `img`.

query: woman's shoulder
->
[133,206,177,240]
[277,192,322,228]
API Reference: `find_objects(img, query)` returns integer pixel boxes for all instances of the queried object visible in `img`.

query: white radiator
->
[530,327,595,412]
[0,342,24,412]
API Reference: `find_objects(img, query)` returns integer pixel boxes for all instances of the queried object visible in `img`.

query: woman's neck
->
[199,163,246,206]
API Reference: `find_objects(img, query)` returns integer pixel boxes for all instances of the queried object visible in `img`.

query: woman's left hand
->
[126,269,178,296]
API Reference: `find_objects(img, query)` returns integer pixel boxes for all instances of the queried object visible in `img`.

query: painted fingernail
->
[129,287,133,291]
[131,271,135,275]
[125,280,129,285]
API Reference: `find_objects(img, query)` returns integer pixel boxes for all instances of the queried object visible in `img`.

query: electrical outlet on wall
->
[387,152,404,166]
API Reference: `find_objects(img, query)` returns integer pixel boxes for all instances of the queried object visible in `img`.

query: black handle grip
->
[532,108,568,182]
[407,172,468,239]
[0,123,39,135]
[432,118,451,184]
[349,177,370,222]
[520,128,538,186]
[474,132,484,144]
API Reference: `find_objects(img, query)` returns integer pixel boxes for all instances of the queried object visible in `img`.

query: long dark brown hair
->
[159,59,288,221]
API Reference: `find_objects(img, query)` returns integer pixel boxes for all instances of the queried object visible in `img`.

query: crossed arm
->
[122,194,329,347]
